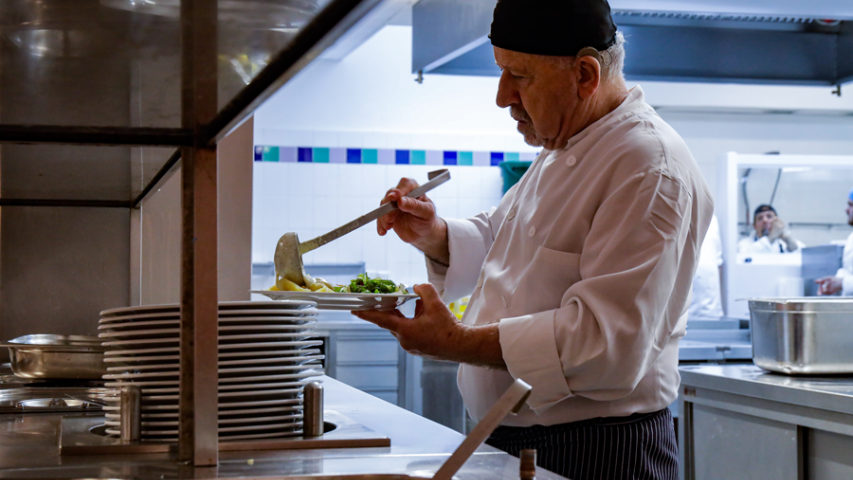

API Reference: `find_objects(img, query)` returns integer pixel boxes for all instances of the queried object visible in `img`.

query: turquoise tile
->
[505,152,520,161]
[362,149,378,164]
[313,147,330,163]
[411,150,426,165]
[263,146,279,162]
[458,151,473,166]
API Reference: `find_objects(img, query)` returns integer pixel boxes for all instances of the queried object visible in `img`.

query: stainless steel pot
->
[1,335,107,380]
[749,298,853,375]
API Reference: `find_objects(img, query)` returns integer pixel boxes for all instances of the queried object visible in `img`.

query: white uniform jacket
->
[427,87,714,426]
[836,232,853,296]
[737,233,804,254]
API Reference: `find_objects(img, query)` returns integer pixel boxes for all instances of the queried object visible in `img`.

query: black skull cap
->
[490,0,618,56]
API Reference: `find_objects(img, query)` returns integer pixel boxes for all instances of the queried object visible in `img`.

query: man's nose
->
[496,71,518,109]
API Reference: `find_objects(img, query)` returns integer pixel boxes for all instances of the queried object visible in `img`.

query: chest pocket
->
[509,246,582,316]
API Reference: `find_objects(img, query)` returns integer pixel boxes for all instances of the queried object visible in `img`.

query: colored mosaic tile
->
[281,147,297,162]
[411,150,426,165]
[378,149,395,164]
[255,146,536,166]
[395,150,410,164]
[330,148,346,163]
[443,151,458,166]
[362,149,378,164]
[313,147,330,163]
[347,148,361,163]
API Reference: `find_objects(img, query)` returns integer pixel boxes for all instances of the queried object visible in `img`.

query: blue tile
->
[362,149,378,164]
[298,147,313,162]
[443,151,458,165]
[347,148,362,164]
[254,146,263,162]
[395,150,410,164]
[490,152,504,166]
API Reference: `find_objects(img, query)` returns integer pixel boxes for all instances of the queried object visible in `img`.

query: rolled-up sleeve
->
[499,169,703,412]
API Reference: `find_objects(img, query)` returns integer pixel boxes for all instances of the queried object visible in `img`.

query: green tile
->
[505,152,520,161]
[458,151,473,166]
[362,149,378,164]
[313,147,330,163]
[263,146,279,162]
[411,150,426,165]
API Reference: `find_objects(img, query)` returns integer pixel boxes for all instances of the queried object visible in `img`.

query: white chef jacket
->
[835,232,853,296]
[737,234,804,254]
[688,215,724,319]
[427,87,713,426]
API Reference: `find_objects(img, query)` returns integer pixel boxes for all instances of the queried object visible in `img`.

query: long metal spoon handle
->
[299,169,451,255]
[432,379,532,480]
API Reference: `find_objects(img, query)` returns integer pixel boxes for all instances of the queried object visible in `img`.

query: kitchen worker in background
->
[814,189,853,295]
[354,0,713,478]
[737,204,804,254]
[689,215,724,318]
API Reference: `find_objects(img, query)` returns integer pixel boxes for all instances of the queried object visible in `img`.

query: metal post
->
[179,0,219,467]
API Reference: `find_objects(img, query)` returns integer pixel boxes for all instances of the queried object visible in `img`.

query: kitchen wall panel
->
[0,207,130,344]
[251,162,503,292]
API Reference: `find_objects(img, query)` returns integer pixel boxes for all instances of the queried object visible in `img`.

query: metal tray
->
[749,298,853,375]
[1,335,107,379]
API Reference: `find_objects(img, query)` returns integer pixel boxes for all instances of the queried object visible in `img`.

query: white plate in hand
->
[250,291,419,311]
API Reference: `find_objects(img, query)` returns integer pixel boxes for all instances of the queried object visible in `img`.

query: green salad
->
[334,273,407,294]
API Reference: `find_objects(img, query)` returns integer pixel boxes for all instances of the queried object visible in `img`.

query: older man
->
[355,0,713,478]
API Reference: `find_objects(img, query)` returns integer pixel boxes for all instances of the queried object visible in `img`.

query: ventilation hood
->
[412,0,853,86]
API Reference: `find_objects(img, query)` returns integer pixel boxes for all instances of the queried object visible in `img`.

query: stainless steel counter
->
[0,376,567,479]
[679,365,853,480]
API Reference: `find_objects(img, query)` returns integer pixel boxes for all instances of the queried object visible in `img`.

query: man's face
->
[754,210,777,237]
[846,200,853,226]
[494,47,581,150]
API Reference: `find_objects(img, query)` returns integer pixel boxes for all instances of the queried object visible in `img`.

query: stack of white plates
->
[98,300,323,441]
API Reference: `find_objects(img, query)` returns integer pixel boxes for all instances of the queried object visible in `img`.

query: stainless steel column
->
[120,385,142,442]
[179,0,219,466]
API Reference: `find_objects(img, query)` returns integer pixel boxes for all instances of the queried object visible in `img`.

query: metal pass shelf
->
[0,0,382,467]
[0,0,380,207]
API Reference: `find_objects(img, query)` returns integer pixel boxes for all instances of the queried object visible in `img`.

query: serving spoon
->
[274,169,451,287]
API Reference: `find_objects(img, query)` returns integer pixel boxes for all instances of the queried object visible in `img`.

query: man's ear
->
[576,55,601,99]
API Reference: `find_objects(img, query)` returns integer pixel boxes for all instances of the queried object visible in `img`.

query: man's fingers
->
[352,310,406,332]
[413,283,445,311]
[394,177,420,195]
[396,196,435,220]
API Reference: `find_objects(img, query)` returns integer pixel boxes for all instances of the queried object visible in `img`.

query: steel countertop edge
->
[679,364,853,416]
[0,376,568,479]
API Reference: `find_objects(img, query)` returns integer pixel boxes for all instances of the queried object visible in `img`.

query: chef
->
[689,215,724,319]
[737,204,804,254]
[354,0,713,478]
[814,189,853,295]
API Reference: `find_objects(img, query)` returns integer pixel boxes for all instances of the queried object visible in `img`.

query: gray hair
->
[599,31,626,85]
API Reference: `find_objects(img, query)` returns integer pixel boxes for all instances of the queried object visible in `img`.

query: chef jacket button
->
[477,276,483,288]
[507,209,516,221]
[566,155,577,167]
[501,295,507,308]
[528,226,536,237]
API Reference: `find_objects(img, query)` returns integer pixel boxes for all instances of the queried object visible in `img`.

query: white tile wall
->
[252,162,505,287]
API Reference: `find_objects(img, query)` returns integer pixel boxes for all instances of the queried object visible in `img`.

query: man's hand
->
[815,276,843,295]
[767,217,787,242]
[352,284,506,369]
[378,178,450,265]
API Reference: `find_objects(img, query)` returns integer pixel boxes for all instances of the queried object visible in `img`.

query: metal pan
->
[1,334,107,379]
